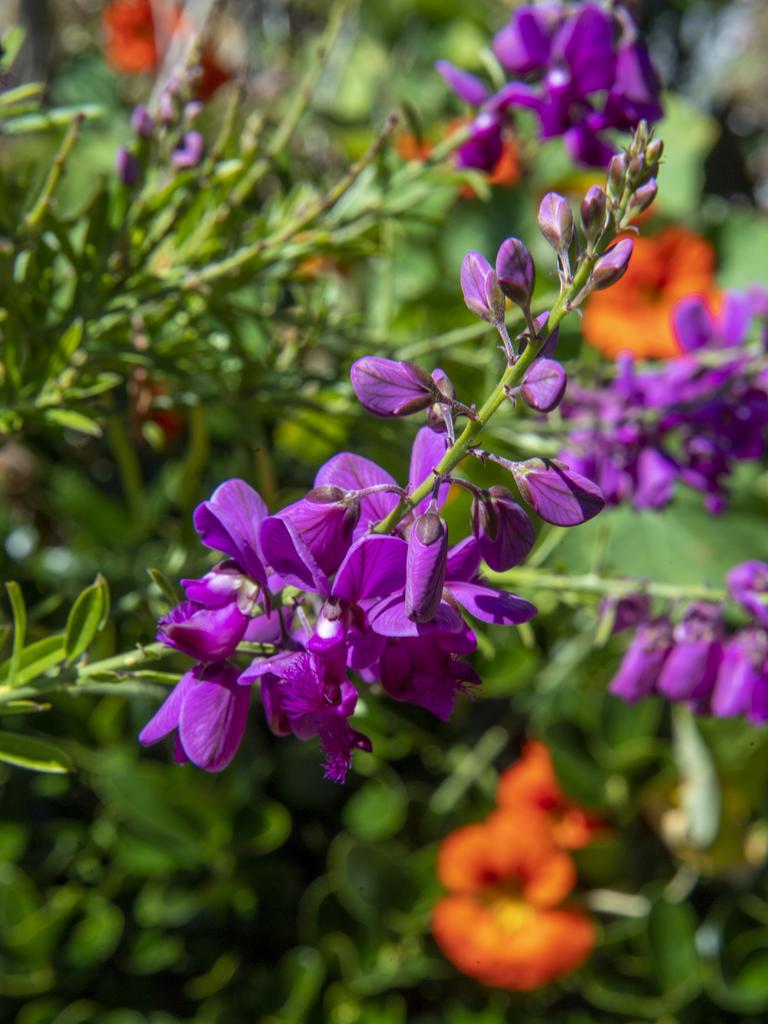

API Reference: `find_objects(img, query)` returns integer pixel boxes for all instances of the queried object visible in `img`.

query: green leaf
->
[0,634,67,687]
[42,408,102,437]
[343,776,407,842]
[4,582,26,688]
[65,576,108,661]
[0,731,73,773]
[46,318,83,379]
[147,568,180,608]
[0,700,50,715]
[648,896,701,1001]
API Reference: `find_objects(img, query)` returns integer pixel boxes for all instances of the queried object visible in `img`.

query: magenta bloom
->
[278,486,360,576]
[172,130,204,169]
[711,630,768,720]
[608,618,672,702]
[351,357,436,417]
[157,600,248,662]
[139,662,250,772]
[727,561,768,629]
[657,604,723,702]
[193,479,269,589]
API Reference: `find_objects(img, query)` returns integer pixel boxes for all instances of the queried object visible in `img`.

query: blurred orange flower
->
[582,226,720,360]
[497,739,607,849]
[103,0,229,96]
[432,812,595,990]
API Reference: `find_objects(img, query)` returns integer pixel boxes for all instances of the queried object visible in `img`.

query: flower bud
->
[460,251,505,323]
[607,153,627,197]
[591,239,634,291]
[630,178,657,215]
[609,618,672,702]
[472,486,535,571]
[405,501,448,622]
[580,186,607,247]
[627,153,645,183]
[538,193,574,252]
[131,104,155,139]
[511,458,605,526]
[351,356,436,417]
[116,147,140,187]
[495,238,535,309]
[520,358,567,413]
[657,603,723,702]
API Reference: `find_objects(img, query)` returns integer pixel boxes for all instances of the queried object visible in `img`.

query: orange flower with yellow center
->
[582,225,720,360]
[497,740,607,849]
[432,812,595,991]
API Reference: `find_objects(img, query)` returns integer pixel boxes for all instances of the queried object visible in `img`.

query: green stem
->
[22,113,84,233]
[485,567,729,605]
[372,179,634,535]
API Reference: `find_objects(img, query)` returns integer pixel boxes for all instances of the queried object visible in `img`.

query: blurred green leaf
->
[0,731,73,773]
[65,576,109,661]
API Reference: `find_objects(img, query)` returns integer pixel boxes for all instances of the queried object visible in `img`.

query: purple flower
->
[657,604,723,702]
[193,479,269,589]
[405,501,449,623]
[157,600,248,662]
[440,2,661,167]
[711,630,768,719]
[131,104,154,139]
[472,487,535,572]
[139,662,250,772]
[727,561,768,629]
[609,618,672,701]
[350,357,436,417]
[511,458,605,526]
[376,629,480,720]
[278,486,360,576]
[172,131,204,170]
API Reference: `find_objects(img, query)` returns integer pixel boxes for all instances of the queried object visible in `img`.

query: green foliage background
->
[2,1,768,1020]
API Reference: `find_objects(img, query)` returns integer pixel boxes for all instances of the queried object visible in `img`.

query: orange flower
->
[103,0,161,74]
[103,0,229,96]
[581,226,720,360]
[496,740,606,849]
[432,813,595,990]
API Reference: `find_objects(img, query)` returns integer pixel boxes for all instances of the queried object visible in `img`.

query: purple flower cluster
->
[437,2,662,170]
[116,76,205,187]
[560,288,768,514]
[609,562,768,724]
[141,339,605,780]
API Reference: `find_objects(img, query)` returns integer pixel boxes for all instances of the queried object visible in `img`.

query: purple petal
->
[633,448,678,510]
[279,491,358,576]
[369,595,465,637]
[445,537,482,582]
[563,124,616,168]
[139,671,194,746]
[259,516,329,595]
[473,488,536,572]
[333,535,407,604]
[448,581,537,626]
[555,4,616,95]
[178,664,250,772]
[193,479,268,585]
[350,356,435,417]
[711,634,763,718]
[238,650,304,686]
[157,601,248,662]
[408,427,449,515]
[513,459,605,525]
[719,291,753,347]
[608,620,671,701]
[435,60,489,105]
[521,358,567,412]
[492,6,555,74]
[315,453,399,527]
[456,113,504,172]
[673,297,714,352]
[460,251,498,322]
[657,641,722,701]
